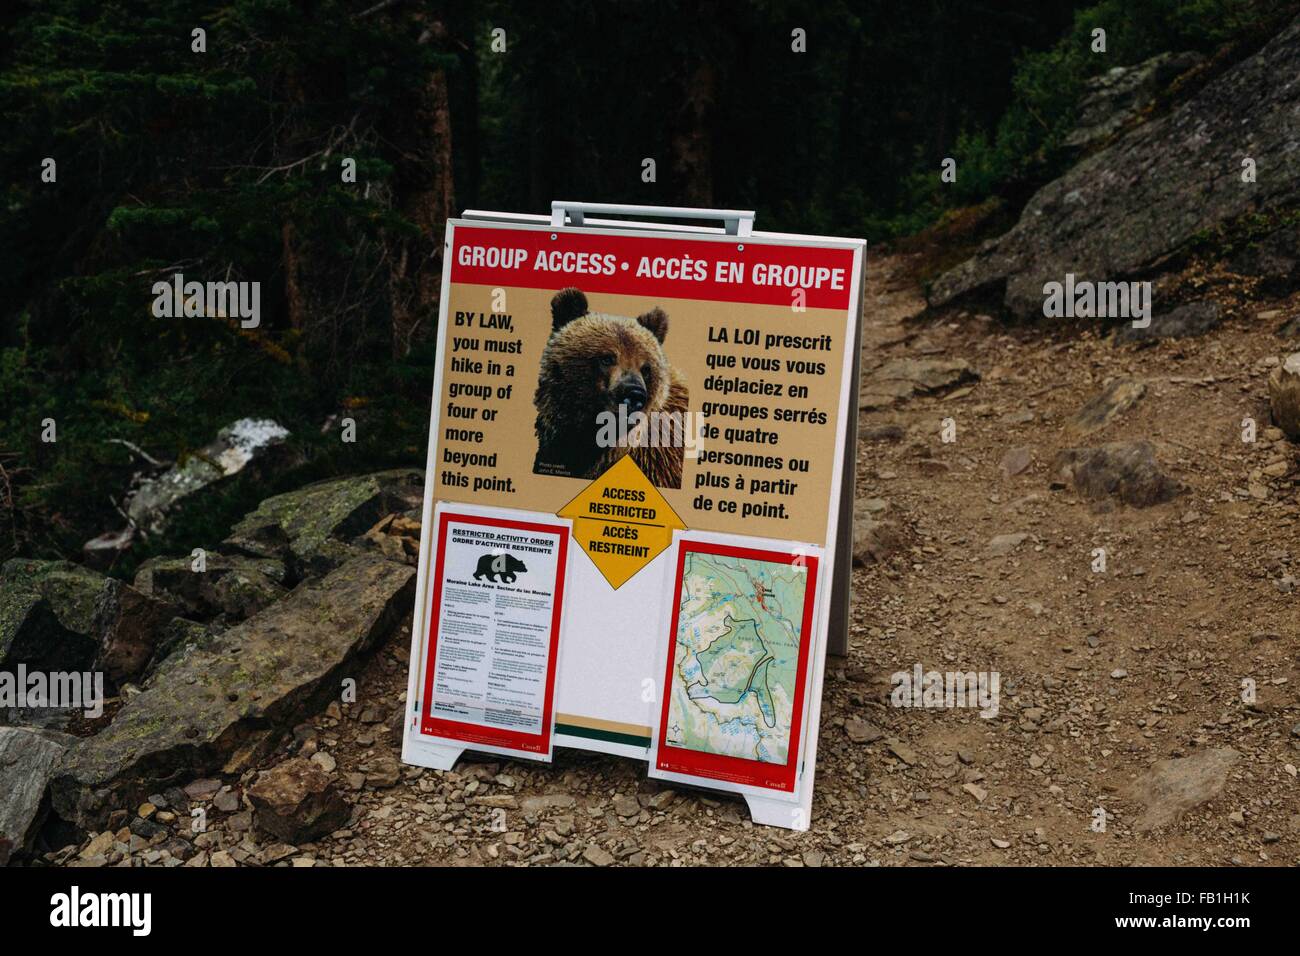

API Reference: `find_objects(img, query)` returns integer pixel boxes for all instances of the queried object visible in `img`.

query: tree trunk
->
[386,15,456,359]
[671,59,716,207]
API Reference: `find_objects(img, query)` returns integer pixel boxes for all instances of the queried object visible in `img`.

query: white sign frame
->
[401,203,865,830]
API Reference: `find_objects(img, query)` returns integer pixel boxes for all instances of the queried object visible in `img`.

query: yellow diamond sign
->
[557,455,687,589]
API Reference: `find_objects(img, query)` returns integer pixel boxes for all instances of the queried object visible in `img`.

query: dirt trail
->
[150,254,1300,867]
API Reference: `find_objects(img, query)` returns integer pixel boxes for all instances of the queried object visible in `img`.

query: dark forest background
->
[0,0,1291,570]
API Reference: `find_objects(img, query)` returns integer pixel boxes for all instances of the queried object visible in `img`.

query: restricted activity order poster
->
[419,510,568,758]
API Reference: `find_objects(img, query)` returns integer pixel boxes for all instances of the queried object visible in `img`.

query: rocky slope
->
[929,15,1300,320]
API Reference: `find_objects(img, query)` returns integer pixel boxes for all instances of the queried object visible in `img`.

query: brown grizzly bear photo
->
[533,287,689,488]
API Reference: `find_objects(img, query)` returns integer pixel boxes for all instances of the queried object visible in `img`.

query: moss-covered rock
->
[50,553,415,828]
[90,578,184,686]
[134,553,287,623]
[144,618,217,679]
[222,468,424,576]
[0,560,107,672]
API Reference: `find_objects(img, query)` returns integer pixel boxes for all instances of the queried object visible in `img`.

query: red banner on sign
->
[449,225,856,310]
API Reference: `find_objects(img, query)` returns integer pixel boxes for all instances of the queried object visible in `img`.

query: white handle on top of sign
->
[547,201,755,236]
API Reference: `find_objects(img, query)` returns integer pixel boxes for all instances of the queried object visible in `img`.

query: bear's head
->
[539,287,672,418]
[505,555,527,572]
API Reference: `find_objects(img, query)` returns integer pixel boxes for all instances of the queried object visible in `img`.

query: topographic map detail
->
[665,551,809,764]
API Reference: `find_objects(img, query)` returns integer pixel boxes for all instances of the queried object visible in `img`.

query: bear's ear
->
[636,307,669,343]
[550,288,588,330]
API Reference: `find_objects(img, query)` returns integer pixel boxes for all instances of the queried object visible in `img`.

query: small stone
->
[886,739,919,765]
[259,843,299,864]
[844,718,884,744]
[81,831,115,859]
[963,783,988,803]
[212,788,241,813]
[1068,379,1146,434]
[1050,441,1181,508]
[309,751,337,774]
[184,778,221,800]
[644,790,676,811]
[247,756,350,844]
[364,757,401,789]
[991,838,1011,849]
[987,532,1030,556]
[582,844,615,867]
[1000,446,1033,477]
[1111,669,1128,679]
[520,794,576,813]
[612,794,640,818]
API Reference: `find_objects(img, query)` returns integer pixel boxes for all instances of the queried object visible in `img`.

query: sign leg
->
[743,794,809,832]
[402,740,465,772]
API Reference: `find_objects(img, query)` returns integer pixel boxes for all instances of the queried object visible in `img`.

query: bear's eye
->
[599,354,616,368]
[641,363,653,379]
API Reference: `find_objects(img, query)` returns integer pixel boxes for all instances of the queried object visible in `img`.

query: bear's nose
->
[619,383,648,412]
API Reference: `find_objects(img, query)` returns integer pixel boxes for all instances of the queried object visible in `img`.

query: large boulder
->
[133,553,287,622]
[0,560,106,672]
[1051,441,1182,507]
[223,469,425,576]
[0,727,73,865]
[50,553,415,828]
[247,756,350,844]
[90,579,183,686]
[1114,302,1223,344]
[1268,352,1300,441]
[930,17,1300,318]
